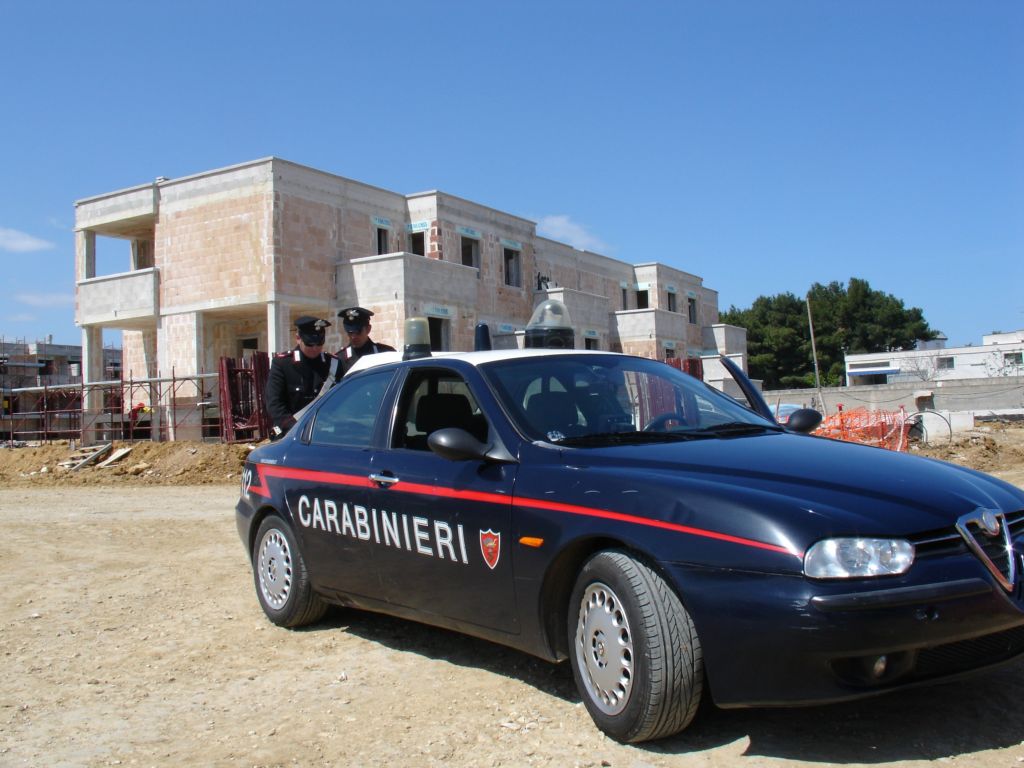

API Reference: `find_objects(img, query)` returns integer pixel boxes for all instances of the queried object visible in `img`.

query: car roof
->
[347,347,625,375]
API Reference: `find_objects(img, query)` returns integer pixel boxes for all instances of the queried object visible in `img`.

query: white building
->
[844,331,1024,385]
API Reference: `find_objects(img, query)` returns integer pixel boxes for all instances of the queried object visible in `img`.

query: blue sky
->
[1,1,1021,348]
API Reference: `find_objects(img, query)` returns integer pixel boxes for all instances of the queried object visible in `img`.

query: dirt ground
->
[2,425,1024,767]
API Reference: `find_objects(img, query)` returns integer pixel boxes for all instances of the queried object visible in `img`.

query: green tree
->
[721,277,935,389]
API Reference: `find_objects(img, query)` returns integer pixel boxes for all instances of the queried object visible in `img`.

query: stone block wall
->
[121,329,158,381]
[534,237,634,303]
[156,166,275,311]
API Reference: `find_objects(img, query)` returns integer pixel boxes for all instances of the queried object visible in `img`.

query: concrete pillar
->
[141,329,158,379]
[160,312,205,442]
[80,326,104,444]
[267,302,290,354]
[76,230,96,281]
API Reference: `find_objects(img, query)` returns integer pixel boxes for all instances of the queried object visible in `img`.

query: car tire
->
[252,514,328,628]
[568,550,703,742]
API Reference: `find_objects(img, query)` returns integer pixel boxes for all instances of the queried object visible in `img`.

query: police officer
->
[336,306,396,376]
[266,316,334,438]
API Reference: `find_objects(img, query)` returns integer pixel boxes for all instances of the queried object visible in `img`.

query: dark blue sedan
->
[236,348,1024,742]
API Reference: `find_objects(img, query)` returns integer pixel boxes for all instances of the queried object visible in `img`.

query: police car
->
[236,330,1024,742]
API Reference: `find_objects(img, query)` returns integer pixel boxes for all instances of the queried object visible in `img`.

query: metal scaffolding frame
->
[4,370,224,444]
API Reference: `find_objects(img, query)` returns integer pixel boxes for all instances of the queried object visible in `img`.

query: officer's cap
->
[295,315,330,344]
[338,306,374,332]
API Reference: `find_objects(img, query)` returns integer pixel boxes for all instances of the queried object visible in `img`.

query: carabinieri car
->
[236,347,1024,743]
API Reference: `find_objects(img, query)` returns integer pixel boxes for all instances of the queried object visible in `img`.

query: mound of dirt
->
[2,421,1023,488]
[0,440,255,486]
[910,421,1024,476]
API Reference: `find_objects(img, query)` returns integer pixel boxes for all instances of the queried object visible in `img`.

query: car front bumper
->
[665,554,1024,708]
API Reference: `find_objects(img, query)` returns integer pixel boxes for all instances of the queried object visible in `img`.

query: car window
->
[309,370,393,447]
[392,368,490,450]
[481,354,776,443]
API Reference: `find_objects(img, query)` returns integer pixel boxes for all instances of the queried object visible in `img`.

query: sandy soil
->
[2,426,1024,767]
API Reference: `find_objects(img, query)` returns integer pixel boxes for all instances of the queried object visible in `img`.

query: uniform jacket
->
[266,348,334,433]
[337,339,396,376]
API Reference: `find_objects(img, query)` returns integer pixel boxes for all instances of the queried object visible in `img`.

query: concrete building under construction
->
[74,158,747,437]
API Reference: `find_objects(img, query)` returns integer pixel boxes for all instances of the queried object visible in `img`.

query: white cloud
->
[8,313,36,322]
[0,227,56,253]
[536,215,610,254]
[15,292,74,307]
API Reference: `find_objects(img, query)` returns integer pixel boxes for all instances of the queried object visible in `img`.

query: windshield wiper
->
[691,421,781,437]
[554,431,711,447]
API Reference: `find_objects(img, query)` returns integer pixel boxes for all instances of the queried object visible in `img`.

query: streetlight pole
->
[806,294,828,415]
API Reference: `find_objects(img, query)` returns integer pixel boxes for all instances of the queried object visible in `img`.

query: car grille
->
[913,509,1024,551]
[913,625,1024,679]
[912,509,1024,592]
[913,512,1024,602]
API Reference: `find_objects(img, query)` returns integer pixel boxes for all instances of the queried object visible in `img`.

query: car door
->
[366,364,520,633]
[283,368,397,600]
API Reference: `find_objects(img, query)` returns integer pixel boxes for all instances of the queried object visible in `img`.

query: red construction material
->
[218,355,270,443]
[814,406,911,452]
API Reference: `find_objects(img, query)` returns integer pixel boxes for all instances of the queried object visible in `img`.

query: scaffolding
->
[2,356,277,445]
[4,370,225,444]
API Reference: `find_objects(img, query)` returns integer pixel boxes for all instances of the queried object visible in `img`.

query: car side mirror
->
[786,408,823,434]
[428,428,491,461]
[428,428,518,464]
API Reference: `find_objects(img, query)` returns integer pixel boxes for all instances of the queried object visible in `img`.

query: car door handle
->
[369,472,399,486]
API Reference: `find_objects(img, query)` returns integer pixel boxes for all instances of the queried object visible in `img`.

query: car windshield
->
[480,354,780,445]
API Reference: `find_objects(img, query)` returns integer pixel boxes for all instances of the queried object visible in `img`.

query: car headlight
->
[804,538,915,579]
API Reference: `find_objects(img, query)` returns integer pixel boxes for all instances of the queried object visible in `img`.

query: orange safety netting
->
[813,405,911,452]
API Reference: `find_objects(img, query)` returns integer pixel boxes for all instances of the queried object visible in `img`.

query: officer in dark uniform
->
[336,306,396,376]
[266,316,334,438]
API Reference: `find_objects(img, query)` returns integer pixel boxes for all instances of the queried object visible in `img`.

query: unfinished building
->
[74,158,746,439]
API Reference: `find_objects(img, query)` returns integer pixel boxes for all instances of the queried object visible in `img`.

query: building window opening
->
[687,297,697,324]
[621,288,628,310]
[428,317,450,351]
[132,238,154,270]
[1004,352,1023,366]
[636,290,649,309]
[503,248,521,287]
[239,337,260,357]
[664,347,676,360]
[666,292,677,313]
[409,231,425,256]
[585,338,599,350]
[376,227,389,255]
[937,356,955,370]
[461,237,479,268]
[93,234,138,278]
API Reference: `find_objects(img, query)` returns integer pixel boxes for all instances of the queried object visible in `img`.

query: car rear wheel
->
[252,515,327,627]
[568,550,703,742]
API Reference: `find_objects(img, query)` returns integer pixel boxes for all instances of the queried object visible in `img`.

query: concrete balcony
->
[77,267,159,329]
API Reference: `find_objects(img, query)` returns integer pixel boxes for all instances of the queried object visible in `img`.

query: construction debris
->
[57,443,113,471]
[97,447,134,468]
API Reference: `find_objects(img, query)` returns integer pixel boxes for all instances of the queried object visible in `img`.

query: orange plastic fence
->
[813,405,911,452]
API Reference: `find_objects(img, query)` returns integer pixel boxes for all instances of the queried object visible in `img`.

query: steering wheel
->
[643,412,689,432]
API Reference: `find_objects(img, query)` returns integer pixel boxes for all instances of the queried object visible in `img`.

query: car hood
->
[549,431,1024,544]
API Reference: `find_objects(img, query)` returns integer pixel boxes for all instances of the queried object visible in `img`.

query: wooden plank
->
[62,443,113,471]
[97,446,133,468]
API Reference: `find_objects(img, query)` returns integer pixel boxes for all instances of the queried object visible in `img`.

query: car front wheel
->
[252,514,327,627]
[568,550,703,742]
